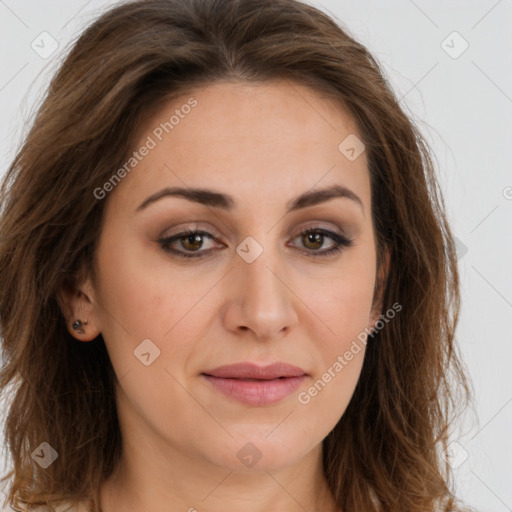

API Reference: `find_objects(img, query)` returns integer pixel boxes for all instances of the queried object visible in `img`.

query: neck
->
[99,440,340,512]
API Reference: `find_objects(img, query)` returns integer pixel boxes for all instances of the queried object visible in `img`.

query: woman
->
[0,0,474,510]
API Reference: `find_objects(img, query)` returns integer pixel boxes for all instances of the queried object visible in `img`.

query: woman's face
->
[76,80,384,473]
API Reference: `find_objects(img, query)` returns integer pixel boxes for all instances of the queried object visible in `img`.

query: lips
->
[203,362,307,380]
[201,362,308,406]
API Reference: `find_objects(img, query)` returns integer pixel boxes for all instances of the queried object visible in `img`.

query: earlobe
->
[72,319,88,335]
[57,278,101,342]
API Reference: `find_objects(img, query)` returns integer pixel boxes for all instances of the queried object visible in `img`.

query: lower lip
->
[202,374,307,406]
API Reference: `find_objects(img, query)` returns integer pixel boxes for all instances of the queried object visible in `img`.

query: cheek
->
[92,231,222,380]
[295,279,372,430]
[295,347,365,447]
[305,248,377,341]
[296,249,375,411]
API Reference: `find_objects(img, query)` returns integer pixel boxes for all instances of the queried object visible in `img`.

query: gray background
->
[0,1,511,510]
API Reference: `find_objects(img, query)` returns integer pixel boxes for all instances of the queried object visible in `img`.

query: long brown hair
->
[0,0,473,510]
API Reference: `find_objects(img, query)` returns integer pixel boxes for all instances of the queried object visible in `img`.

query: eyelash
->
[158,228,354,259]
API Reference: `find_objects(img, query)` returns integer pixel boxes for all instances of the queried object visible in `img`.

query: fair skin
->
[61,80,387,512]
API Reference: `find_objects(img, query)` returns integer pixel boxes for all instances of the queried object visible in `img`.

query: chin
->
[202,433,311,473]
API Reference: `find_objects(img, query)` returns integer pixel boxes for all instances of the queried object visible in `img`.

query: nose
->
[221,245,299,340]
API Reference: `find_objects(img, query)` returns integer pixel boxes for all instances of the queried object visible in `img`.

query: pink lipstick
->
[202,362,307,406]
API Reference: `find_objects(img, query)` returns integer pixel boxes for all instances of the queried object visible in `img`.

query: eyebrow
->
[136,184,364,214]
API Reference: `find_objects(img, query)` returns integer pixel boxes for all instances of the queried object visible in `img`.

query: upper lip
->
[203,362,307,380]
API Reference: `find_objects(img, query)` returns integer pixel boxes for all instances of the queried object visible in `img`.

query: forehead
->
[109,79,370,215]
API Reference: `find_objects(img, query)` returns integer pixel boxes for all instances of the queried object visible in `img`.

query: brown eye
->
[290,228,354,257]
[302,232,325,250]
[158,230,220,258]
[180,233,204,251]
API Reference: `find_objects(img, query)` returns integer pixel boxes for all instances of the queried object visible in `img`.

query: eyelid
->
[158,220,347,245]
[157,224,354,260]
[159,221,224,240]
[289,220,349,238]
[287,227,353,253]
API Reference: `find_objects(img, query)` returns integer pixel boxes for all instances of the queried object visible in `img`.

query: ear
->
[57,274,102,342]
[369,246,391,329]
